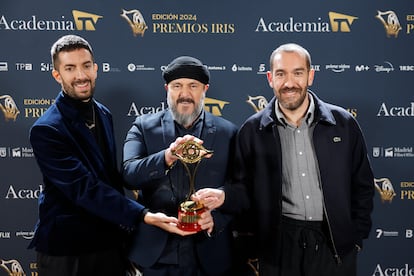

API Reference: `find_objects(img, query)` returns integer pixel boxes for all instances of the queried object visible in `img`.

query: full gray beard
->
[167,95,204,127]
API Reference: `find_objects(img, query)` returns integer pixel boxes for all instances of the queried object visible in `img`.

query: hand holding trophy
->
[171,139,213,232]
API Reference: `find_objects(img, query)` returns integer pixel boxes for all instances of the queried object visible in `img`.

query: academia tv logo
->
[0,10,102,31]
[376,102,414,117]
[328,12,358,32]
[72,10,102,31]
[126,97,229,117]
[204,97,229,116]
[373,264,414,276]
[255,11,358,33]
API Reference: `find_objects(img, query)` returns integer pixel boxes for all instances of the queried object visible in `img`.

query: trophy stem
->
[181,161,202,201]
[171,140,213,232]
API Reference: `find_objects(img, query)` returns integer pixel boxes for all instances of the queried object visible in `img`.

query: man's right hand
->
[192,188,225,210]
[164,135,209,168]
[144,211,197,236]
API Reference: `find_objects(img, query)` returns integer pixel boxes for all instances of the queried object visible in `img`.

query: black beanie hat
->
[162,56,210,84]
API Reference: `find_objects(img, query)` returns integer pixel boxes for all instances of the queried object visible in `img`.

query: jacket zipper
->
[313,121,342,265]
[322,197,342,265]
[318,161,341,264]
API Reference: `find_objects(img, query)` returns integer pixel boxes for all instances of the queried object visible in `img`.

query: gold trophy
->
[171,140,213,232]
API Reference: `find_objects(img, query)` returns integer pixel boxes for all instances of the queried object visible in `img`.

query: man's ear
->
[266,71,273,88]
[203,84,209,93]
[308,68,315,86]
[52,69,61,84]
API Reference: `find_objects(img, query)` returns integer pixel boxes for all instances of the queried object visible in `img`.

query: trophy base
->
[178,201,205,232]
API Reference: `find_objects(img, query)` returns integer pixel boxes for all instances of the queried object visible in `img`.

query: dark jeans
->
[260,216,357,276]
[36,248,125,276]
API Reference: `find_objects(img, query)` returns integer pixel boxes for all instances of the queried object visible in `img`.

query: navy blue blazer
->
[29,92,144,256]
[122,110,237,275]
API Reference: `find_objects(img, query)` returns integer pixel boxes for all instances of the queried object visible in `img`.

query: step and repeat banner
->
[1,0,413,275]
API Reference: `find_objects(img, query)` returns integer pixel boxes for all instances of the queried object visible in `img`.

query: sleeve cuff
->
[140,208,149,222]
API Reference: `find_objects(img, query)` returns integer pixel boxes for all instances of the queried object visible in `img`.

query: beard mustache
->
[280,87,301,94]
[167,94,204,127]
[278,87,307,111]
[177,97,195,104]
[62,79,95,101]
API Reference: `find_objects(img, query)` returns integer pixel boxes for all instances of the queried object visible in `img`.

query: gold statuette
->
[172,140,213,231]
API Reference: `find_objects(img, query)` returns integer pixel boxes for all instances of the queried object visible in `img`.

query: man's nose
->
[180,86,192,96]
[75,68,87,78]
[283,74,295,88]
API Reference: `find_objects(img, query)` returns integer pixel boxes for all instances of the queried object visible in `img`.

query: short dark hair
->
[51,35,94,69]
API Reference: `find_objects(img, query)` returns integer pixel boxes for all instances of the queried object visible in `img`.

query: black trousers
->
[36,248,125,276]
[141,263,200,276]
[260,216,357,276]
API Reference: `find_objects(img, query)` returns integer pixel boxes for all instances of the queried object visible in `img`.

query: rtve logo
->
[72,10,102,31]
[328,12,358,32]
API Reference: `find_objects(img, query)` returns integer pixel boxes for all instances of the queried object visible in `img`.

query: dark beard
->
[279,88,306,111]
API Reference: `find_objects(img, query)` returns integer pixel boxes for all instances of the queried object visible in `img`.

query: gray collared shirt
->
[275,94,323,221]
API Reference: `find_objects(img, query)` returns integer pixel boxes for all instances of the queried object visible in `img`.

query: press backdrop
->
[1,0,413,275]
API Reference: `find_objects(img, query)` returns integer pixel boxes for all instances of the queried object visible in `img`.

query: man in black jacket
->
[194,43,375,276]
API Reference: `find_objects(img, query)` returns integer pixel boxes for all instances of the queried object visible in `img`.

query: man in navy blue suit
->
[29,35,189,276]
[122,56,238,275]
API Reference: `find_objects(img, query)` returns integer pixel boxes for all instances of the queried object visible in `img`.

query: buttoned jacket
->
[122,109,237,275]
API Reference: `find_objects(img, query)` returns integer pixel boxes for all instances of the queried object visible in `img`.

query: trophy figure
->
[171,140,213,232]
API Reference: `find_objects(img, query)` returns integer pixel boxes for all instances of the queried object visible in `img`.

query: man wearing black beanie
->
[162,56,210,86]
[122,56,238,275]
